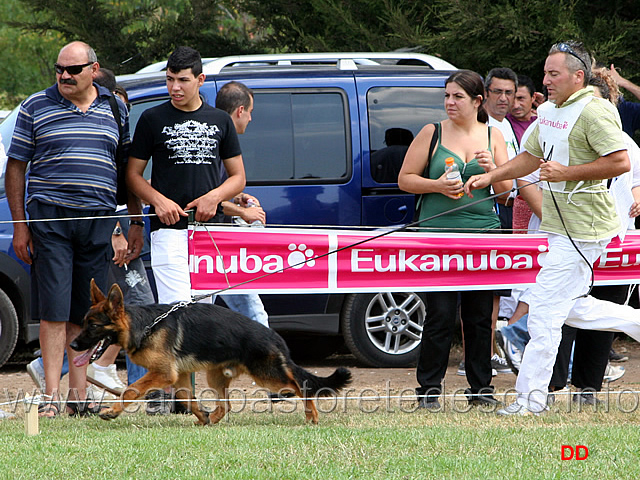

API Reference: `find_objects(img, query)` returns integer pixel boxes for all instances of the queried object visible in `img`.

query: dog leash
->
[141,180,543,338]
[143,300,192,338]
[180,180,540,302]
[187,180,543,302]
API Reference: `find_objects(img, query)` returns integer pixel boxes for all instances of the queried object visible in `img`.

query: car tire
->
[341,292,426,367]
[0,288,19,368]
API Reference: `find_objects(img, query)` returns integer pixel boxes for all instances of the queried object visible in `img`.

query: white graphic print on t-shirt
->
[162,120,221,165]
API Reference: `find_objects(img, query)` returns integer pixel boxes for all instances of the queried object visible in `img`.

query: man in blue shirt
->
[6,41,139,417]
[608,64,640,138]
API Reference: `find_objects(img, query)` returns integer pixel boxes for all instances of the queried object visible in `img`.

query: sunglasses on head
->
[54,62,94,75]
[555,43,589,73]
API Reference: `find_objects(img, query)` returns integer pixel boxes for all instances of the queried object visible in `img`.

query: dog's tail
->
[291,364,352,397]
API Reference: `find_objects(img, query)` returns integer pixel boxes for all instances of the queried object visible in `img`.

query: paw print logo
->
[287,243,316,269]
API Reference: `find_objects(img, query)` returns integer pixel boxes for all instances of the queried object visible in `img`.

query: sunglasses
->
[54,62,94,75]
[555,43,589,73]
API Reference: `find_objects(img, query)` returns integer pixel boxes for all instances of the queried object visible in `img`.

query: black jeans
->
[416,290,494,397]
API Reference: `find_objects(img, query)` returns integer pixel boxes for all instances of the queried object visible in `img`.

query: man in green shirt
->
[466,41,640,415]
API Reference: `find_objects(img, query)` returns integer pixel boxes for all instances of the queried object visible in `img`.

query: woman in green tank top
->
[398,70,512,408]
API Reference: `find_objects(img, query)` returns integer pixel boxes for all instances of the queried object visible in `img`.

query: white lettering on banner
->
[187,227,640,294]
[191,249,286,275]
[598,247,640,268]
[350,249,535,273]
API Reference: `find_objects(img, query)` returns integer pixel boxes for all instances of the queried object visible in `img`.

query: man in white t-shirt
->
[484,67,519,231]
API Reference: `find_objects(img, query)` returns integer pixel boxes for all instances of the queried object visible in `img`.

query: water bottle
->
[246,199,264,226]
[445,157,463,198]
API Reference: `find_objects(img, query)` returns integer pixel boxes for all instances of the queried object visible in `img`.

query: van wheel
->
[0,289,19,368]
[341,292,425,367]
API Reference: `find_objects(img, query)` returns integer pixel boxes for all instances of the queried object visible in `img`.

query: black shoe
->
[418,397,441,411]
[145,390,172,416]
[268,392,296,403]
[609,348,629,362]
[572,393,603,406]
[172,398,193,414]
[465,388,501,406]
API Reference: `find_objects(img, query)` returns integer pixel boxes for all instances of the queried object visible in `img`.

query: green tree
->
[242,0,640,89]
[0,0,265,106]
[0,0,63,107]
[3,0,640,109]
[10,0,262,74]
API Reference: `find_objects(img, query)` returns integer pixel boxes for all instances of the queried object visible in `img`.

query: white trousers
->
[151,229,192,304]
[516,233,640,412]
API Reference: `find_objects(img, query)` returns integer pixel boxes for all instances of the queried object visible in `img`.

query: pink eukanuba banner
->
[188,226,640,295]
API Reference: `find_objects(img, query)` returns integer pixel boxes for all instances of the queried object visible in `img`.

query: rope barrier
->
[1,386,638,408]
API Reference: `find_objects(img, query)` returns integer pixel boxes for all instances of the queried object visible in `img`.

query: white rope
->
[0,212,158,225]
[2,388,639,408]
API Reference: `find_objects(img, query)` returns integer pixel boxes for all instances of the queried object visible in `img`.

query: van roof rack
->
[201,52,456,75]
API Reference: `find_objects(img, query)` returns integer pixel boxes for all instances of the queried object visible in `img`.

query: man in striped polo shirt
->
[466,41,640,416]
[5,41,138,417]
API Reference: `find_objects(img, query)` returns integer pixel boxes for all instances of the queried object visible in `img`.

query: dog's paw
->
[98,408,120,421]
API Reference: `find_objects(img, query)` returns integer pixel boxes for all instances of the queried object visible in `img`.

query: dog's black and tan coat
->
[70,280,352,425]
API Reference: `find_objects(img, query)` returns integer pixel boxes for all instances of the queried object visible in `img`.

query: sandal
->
[38,402,60,418]
[67,401,110,417]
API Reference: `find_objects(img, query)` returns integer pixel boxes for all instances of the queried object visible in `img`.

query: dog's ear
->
[90,279,106,305]
[106,283,125,312]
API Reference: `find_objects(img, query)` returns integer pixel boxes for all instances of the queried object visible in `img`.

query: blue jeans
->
[500,314,530,353]
[108,255,156,384]
[219,294,269,327]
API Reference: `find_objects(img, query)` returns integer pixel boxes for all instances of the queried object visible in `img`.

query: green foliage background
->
[1,0,640,108]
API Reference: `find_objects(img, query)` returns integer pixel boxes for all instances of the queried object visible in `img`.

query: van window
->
[239,90,349,184]
[368,86,447,183]
[128,98,166,180]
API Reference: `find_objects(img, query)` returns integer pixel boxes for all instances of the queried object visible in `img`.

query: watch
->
[129,220,145,227]
[113,225,123,236]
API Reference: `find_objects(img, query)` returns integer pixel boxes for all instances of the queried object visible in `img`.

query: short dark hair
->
[516,75,536,97]
[446,70,489,123]
[215,81,254,115]
[167,46,202,76]
[484,67,518,91]
[94,67,117,91]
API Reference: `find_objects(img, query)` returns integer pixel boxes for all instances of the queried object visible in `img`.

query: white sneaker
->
[491,353,512,374]
[87,363,126,395]
[497,402,544,416]
[27,359,46,391]
[87,384,117,402]
[0,408,16,419]
[495,330,521,374]
[603,363,625,383]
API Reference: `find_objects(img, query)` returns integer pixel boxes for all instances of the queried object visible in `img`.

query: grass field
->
[2,394,640,479]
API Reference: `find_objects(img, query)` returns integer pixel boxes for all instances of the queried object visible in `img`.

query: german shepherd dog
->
[70,280,352,425]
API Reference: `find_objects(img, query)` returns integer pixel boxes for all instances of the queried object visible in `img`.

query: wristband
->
[129,220,145,227]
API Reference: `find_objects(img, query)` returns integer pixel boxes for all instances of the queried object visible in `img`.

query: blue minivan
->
[0,53,454,367]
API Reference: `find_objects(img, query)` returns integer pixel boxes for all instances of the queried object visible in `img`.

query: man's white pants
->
[151,229,192,304]
[516,233,640,412]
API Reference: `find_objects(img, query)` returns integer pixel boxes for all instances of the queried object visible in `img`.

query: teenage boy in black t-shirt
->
[127,46,246,303]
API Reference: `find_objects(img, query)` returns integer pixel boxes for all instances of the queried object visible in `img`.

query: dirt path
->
[2,339,638,407]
